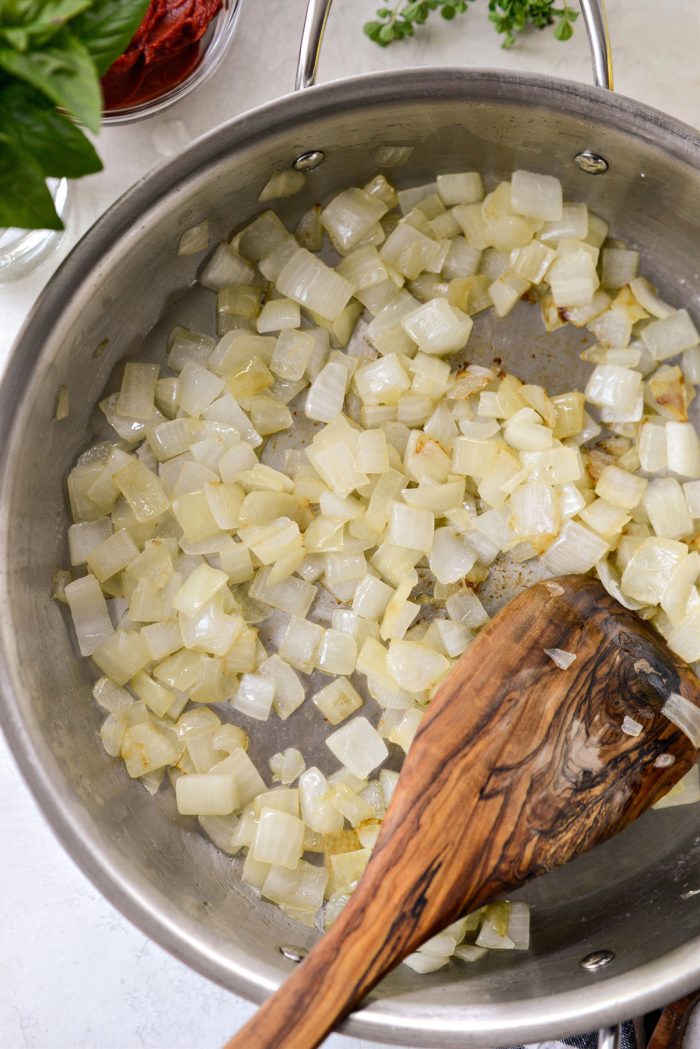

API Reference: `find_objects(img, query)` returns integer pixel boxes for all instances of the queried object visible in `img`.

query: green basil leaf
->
[70,0,151,75]
[0,83,102,177]
[0,27,101,131]
[0,136,62,229]
[0,1,92,50]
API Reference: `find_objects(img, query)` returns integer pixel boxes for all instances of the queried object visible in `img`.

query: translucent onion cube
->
[313,677,363,725]
[113,460,170,522]
[131,671,175,718]
[446,589,489,628]
[433,619,473,658]
[176,773,238,815]
[251,808,305,869]
[178,361,225,416]
[279,617,324,673]
[261,859,328,913]
[667,608,700,664]
[437,172,484,206]
[211,748,266,808]
[428,527,478,583]
[239,517,300,564]
[601,248,639,289]
[387,641,450,693]
[488,272,530,317]
[256,298,301,333]
[541,520,609,576]
[510,484,560,537]
[666,422,700,479]
[511,240,556,284]
[326,717,389,779]
[68,517,113,566]
[116,362,159,421]
[321,187,388,252]
[91,629,150,686]
[642,309,699,361]
[684,480,700,518]
[270,328,315,381]
[352,574,394,620]
[380,223,443,280]
[548,250,599,308]
[660,551,700,626]
[330,848,372,895]
[595,464,648,510]
[642,479,693,540]
[65,574,115,656]
[400,298,473,356]
[269,748,306,785]
[299,767,343,834]
[511,170,563,221]
[304,361,348,423]
[354,354,410,405]
[121,721,181,778]
[200,242,255,291]
[579,498,630,536]
[85,528,139,583]
[136,619,180,662]
[642,425,667,476]
[621,538,688,605]
[276,248,353,321]
[520,447,582,485]
[232,673,275,721]
[258,654,306,720]
[317,628,357,675]
[387,501,434,553]
[358,429,389,474]
[172,563,229,616]
[584,364,641,414]
[403,952,450,974]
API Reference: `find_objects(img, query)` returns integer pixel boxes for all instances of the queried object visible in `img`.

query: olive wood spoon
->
[225,574,700,1049]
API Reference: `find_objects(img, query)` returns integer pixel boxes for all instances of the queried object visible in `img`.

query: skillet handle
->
[579,0,614,90]
[295,0,333,91]
[294,0,614,92]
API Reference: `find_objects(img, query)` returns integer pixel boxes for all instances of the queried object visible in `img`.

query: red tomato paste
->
[102,0,223,110]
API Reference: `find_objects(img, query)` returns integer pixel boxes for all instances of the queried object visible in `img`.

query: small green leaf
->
[0,83,102,177]
[0,136,62,229]
[0,27,101,131]
[554,18,573,39]
[363,19,384,41]
[70,0,151,75]
[0,1,94,29]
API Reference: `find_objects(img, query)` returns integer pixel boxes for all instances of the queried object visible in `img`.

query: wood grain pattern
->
[648,990,700,1049]
[225,575,700,1049]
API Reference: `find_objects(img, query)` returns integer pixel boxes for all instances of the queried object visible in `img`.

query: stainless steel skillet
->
[0,1,699,1045]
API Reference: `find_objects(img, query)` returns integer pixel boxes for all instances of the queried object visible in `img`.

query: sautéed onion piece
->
[61,168,700,968]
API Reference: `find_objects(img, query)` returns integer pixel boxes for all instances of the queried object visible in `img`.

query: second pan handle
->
[295,0,614,93]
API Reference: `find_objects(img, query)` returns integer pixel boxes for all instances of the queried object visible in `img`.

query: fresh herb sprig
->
[364,0,578,49]
[0,0,150,231]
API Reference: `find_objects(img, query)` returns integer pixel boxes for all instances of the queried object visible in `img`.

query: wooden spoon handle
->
[222,870,415,1049]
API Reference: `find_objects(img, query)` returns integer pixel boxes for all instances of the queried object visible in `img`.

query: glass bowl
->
[101,0,242,125]
[0,179,72,284]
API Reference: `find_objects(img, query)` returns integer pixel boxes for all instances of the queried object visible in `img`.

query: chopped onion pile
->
[60,166,700,970]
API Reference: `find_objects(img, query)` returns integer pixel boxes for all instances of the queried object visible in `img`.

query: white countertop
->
[1,2,698,1047]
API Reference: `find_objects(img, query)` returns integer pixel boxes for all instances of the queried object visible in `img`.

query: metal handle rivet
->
[279,944,308,963]
[293,150,325,172]
[574,151,609,174]
[580,949,615,971]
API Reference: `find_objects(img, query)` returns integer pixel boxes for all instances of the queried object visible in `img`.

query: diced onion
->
[62,160,700,957]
